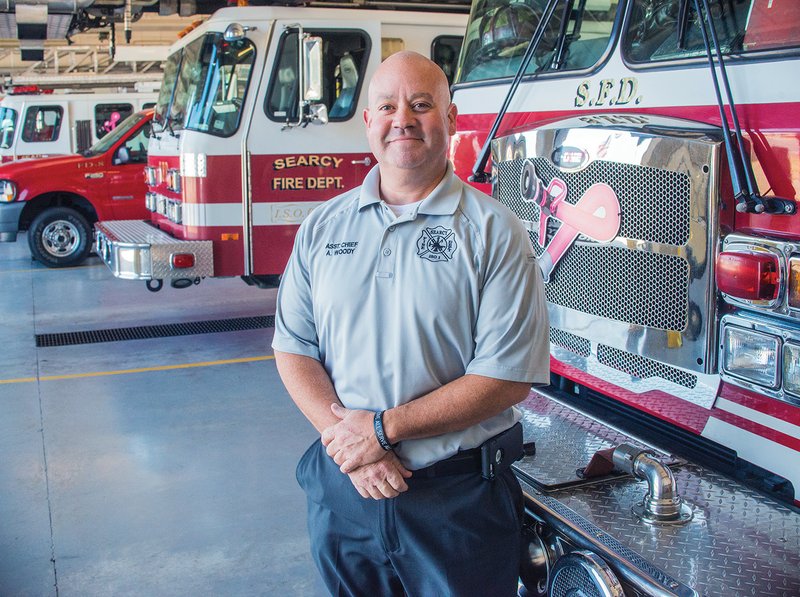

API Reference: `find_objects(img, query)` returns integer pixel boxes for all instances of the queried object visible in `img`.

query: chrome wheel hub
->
[42,220,80,257]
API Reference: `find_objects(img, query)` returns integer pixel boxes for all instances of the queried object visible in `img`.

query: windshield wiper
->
[164,114,179,138]
[685,0,795,215]
[151,115,163,140]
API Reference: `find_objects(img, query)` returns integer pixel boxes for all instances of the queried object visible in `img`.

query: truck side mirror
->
[114,147,130,165]
[302,35,323,103]
[308,103,329,126]
[282,28,327,130]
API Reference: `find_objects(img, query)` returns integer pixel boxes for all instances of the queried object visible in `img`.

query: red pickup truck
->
[0,109,152,267]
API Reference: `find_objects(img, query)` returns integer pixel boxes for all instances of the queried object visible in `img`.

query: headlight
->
[721,325,780,389]
[784,342,800,397]
[0,180,16,202]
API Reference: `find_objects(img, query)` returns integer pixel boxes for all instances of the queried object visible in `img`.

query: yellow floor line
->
[0,355,275,385]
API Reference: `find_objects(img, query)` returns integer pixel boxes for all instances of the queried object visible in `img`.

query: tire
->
[28,207,92,268]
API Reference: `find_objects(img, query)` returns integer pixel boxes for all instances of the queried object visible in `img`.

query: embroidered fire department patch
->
[416,226,457,262]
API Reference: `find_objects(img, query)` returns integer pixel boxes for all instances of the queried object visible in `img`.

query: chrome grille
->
[550,564,603,597]
[597,344,698,389]
[496,158,691,246]
[550,327,591,357]
[548,244,688,331]
[496,159,690,331]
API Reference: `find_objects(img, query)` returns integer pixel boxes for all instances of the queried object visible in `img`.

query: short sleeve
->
[466,214,550,385]
[272,221,321,360]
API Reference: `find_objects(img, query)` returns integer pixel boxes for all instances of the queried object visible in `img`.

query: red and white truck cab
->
[0,86,157,162]
[0,110,153,267]
[94,5,466,290]
[450,1,800,595]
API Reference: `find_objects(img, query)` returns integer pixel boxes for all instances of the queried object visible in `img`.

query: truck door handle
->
[351,157,372,166]
[85,172,104,179]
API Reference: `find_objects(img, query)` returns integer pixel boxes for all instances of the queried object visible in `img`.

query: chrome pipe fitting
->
[612,444,693,525]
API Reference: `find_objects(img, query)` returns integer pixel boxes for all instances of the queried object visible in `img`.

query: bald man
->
[273,51,549,595]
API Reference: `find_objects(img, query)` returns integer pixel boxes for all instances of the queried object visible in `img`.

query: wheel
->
[28,207,93,268]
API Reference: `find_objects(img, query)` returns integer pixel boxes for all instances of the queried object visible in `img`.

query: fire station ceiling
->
[0,0,471,67]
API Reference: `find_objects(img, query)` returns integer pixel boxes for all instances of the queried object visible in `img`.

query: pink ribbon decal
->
[520,159,621,281]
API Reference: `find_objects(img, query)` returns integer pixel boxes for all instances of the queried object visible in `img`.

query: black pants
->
[296,439,523,597]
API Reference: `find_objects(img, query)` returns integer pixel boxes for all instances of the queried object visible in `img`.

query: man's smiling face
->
[363,52,457,174]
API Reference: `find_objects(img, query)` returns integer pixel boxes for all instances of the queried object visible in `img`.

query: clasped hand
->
[321,404,411,500]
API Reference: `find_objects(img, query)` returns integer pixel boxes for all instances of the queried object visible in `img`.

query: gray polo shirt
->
[273,163,550,469]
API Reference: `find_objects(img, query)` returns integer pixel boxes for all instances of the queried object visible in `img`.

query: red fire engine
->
[450,0,799,595]
[95,5,466,290]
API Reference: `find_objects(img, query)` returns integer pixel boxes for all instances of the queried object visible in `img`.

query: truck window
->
[0,107,17,149]
[623,0,800,64]
[83,111,150,157]
[182,33,256,137]
[170,35,206,132]
[266,29,370,123]
[457,0,619,83]
[95,103,134,138]
[21,106,63,143]
[432,35,464,85]
[154,50,182,131]
[119,120,152,164]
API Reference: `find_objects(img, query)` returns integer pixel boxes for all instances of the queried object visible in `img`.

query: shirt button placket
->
[375,226,397,280]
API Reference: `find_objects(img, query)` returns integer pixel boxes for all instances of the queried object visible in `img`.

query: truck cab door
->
[245,20,382,277]
[104,120,152,219]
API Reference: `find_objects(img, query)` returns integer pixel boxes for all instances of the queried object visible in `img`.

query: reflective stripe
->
[182,201,324,227]
[715,397,800,440]
[703,417,800,495]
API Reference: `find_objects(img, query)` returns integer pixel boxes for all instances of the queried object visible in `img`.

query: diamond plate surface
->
[517,393,653,488]
[96,219,182,244]
[516,392,800,597]
[95,220,214,279]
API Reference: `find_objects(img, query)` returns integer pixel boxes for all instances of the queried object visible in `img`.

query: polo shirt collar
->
[358,162,462,216]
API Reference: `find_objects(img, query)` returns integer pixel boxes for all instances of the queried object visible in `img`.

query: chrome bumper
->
[95,220,213,280]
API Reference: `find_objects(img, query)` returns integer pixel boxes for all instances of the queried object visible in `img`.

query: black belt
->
[412,422,528,480]
[412,447,483,479]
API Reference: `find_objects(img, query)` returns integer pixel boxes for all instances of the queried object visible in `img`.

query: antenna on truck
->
[682,0,795,215]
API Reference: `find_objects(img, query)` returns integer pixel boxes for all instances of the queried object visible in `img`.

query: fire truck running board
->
[95,220,214,281]
[35,315,274,347]
[515,391,800,596]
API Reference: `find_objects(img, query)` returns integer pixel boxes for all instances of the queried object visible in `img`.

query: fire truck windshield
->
[82,111,148,157]
[0,107,17,149]
[168,32,256,137]
[456,0,619,83]
[623,0,800,63]
[153,51,182,131]
[456,0,800,84]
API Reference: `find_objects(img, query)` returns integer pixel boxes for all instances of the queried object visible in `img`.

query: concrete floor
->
[0,235,320,596]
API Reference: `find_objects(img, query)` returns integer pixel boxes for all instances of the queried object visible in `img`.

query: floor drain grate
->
[36,315,275,347]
